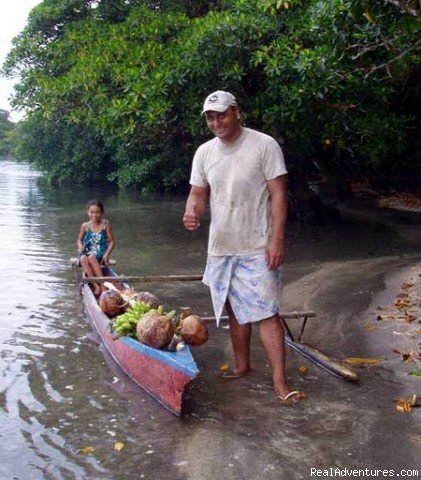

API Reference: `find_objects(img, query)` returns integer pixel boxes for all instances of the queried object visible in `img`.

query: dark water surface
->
[1,160,420,480]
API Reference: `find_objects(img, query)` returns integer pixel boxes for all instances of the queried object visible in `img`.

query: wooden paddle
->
[82,274,203,284]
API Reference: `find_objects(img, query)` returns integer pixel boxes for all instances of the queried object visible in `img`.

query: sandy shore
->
[176,198,421,480]
[175,257,420,480]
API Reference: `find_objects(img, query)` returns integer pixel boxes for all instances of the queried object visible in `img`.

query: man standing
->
[183,90,302,405]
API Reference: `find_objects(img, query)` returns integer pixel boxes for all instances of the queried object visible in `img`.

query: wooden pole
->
[202,311,316,322]
[82,274,203,284]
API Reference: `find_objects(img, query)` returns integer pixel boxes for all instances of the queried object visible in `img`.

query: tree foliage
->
[3,0,420,192]
[0,110,17,156]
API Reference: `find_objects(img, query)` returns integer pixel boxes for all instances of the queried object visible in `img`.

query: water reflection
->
[0,160,214,480]
[0,159,419,479]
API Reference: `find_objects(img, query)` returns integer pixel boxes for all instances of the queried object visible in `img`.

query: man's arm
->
[183,185,209,230]
[266,175,287,269]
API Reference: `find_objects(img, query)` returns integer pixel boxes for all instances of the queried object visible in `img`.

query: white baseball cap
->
[201,90,238,114]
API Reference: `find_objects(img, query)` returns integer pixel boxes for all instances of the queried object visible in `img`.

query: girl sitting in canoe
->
[77,199,115,296]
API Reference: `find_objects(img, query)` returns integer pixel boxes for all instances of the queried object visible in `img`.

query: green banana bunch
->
[111,303,180,340]
[145,305,164,316]
[112,301,152,337]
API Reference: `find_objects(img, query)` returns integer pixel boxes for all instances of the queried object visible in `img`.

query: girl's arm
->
[77,223,87,252]
[102,222,115,265]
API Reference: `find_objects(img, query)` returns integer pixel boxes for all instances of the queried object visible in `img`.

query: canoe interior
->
[82,267,199,416]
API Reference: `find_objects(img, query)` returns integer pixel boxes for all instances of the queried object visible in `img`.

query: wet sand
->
[178,258,420,480]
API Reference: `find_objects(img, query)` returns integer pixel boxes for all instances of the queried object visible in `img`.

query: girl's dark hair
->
[86,199,104,213]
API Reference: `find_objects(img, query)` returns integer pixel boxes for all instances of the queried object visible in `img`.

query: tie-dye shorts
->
[202,253,283,326]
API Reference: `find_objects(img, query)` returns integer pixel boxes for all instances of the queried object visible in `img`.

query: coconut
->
[179,315,208,346]
[134,291,161,309]
[121,289,161,309]
[99,290,124,317]
[136,312,175,349]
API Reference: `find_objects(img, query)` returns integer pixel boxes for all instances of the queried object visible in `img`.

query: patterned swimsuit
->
[81,219,109,261]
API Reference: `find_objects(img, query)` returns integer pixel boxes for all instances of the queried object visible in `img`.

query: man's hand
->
[183,186,208,231]
[265,237,285,270]
[183,211,201,230]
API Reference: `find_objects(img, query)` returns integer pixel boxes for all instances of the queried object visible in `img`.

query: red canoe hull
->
[82,280,199,416]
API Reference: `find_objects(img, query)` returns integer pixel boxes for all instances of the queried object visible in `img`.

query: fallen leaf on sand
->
[376,314,397,321]
[298,366,308,374]
[365,324,377,332]
[114,442,125,451]
[394,394,417,413]
[396,403,412,413]
[393,349,418,362]
[410,436,421,444]
[343,357,383,366]
[404,313,417,323]
[395,299,412,309]
[219,364,229,372]
[78,446,96,454]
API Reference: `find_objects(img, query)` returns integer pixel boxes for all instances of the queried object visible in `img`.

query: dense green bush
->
[0,110,16,156]
[3,0,420,192]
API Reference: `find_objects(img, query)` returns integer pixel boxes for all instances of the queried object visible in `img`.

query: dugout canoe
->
[81,267,199,416]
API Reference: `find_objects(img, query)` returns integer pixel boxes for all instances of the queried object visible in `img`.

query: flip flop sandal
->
[277,390,304,406]
[220,370,250,380]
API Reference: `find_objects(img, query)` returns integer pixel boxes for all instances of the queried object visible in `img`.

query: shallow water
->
[0,159,419,480]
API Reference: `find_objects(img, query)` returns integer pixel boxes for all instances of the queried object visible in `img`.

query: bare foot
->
[274,384,292,399]
[275,384,305,405]
[277,390,304,406]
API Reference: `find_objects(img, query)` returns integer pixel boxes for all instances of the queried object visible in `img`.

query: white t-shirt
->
[190,127,287,256]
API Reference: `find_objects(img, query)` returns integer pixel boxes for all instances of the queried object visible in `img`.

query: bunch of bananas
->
[112,303,166,338]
